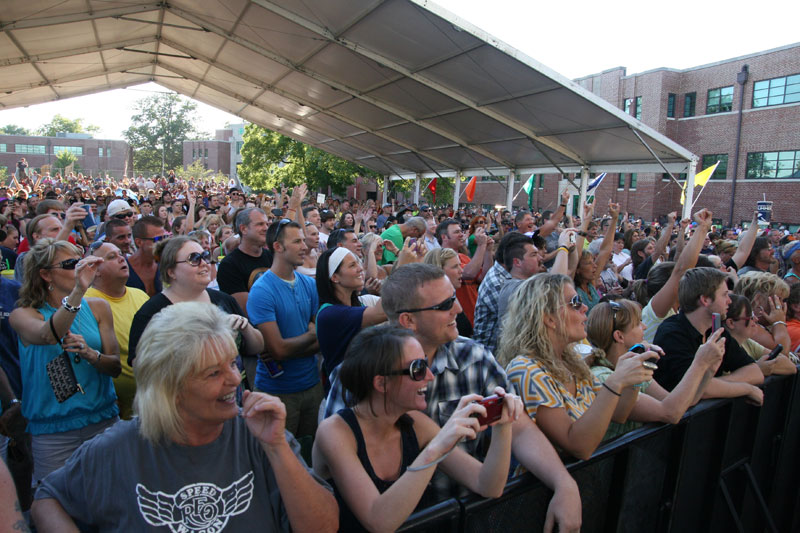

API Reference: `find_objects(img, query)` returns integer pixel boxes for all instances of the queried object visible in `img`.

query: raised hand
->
[241,390,287,447]
[74,255,104,293]
[693,208,713,228]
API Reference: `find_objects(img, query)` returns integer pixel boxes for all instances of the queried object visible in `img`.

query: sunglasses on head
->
[384,358,429,381]
[397,293,457,314]
[176,250,212,267]
[43,258,80,270]
[608,300,622,331]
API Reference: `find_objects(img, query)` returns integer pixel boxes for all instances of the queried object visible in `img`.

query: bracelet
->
[602,382,621,397]
[560,203,567,208]
[770,321,787,329]
[62,296,81,313]
[556,246,569,254]
[577,230,588,237]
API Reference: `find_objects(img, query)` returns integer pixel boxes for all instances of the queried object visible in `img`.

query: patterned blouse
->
[506,355,600,421]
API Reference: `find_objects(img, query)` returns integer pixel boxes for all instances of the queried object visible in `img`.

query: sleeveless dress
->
[333,408,435,532]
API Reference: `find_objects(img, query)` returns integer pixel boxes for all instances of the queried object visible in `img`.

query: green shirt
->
[379,224,403,264]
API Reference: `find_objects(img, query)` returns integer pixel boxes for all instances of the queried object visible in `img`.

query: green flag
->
[523,175,535,209]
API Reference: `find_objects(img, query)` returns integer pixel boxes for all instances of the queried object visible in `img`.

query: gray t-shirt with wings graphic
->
[36,417,330,532]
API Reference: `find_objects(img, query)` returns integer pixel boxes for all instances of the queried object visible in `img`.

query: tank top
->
[333,408,434,532]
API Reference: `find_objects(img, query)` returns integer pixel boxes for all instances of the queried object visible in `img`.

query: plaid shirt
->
[323,336,511,497]
[472,261,512,352]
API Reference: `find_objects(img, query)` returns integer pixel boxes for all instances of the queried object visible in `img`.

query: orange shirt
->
[456,253,480,326]
[787,319,800,353]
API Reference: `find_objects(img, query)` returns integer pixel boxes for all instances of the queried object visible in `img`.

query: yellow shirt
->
[86,286,149,419]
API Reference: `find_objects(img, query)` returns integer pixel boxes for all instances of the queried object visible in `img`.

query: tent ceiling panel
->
[0,0,695,178]
[327,98,405,131]
[301,45,398,94]
[274,72,351,109]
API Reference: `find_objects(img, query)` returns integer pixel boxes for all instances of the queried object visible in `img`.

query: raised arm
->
[462,228,487,280]
[538,190,570,238]
[650,212,677,264]
[731,211,759,269]
[649,209,712,318]
[590,201,620,286]
[551,229,577,276]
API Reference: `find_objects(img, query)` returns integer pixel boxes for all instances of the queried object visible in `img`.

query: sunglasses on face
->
[384,358,429,381]
[43,258,80,270]
[397,293,457,314]
[140,233,172,243]
[113,212,134,219]
[730,313,756,325]
[176,250,212,267]
[567,294,583,310]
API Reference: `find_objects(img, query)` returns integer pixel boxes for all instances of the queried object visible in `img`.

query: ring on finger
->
[642,361,658,370]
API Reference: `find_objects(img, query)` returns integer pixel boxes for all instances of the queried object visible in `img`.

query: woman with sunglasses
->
[9,239,121,484]
[127,237,263,382]
[497,274,655,460]
[313,325,520,532]
[585,300,724,439]
[724,294,797,376]
[316,248,386,383]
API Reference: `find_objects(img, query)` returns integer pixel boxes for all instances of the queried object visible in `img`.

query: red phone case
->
[476,395,503,426]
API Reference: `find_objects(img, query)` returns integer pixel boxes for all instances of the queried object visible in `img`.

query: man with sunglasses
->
[85,243,149,420]
[247,219,321,450]
[126,216,167,297]
[324,264,582,532]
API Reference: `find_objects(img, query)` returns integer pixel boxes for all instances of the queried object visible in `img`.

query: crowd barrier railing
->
[400,371,800,532]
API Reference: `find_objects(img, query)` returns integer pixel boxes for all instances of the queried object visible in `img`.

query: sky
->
[1,0,798,140]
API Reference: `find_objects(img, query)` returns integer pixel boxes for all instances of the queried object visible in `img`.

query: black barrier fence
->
[400,371,800,532]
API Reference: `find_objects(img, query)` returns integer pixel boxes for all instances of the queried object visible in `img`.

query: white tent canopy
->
[0,0,698,210]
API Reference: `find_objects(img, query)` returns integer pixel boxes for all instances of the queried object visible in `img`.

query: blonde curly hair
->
[734,271,790,302]
[496,273,592,383]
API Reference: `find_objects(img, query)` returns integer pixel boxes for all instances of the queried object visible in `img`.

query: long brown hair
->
[17,239,83,309]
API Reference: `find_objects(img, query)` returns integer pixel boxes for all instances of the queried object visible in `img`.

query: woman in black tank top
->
[311,325,522,532]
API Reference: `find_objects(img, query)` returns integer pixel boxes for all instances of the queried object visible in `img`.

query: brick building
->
[471,42,800,228]
[0,133,132,179]
[182,123,245,183]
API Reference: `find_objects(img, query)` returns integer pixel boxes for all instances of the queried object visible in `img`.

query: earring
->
[48,283,54,291]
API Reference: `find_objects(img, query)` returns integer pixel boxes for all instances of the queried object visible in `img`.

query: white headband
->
[328,247,355,279]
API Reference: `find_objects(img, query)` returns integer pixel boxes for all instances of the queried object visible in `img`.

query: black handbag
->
[45,315,84,403]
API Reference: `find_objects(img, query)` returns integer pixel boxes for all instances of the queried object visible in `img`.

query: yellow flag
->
[694,161,720,188]
[680,183,686,205]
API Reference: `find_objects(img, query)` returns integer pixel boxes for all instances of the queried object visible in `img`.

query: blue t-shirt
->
[247,270,319,394]
[19,300,119,435]
[316,304,365,380]
[0,278,21,399]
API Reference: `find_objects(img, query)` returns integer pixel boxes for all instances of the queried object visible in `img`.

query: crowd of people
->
[1,166,799,532]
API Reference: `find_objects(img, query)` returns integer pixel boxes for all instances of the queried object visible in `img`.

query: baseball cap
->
[107,199,133,217]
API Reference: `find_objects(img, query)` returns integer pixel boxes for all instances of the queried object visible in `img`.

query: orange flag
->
[427,178,437,202]
[465,176,477,202]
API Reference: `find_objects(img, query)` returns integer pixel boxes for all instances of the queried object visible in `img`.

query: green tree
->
[0,124,31,135]
[0,167,8,186]
[239,125,380,193]
[123,93,202,175]
[36,114,99,137]
[54,149,78,173]
[176,159,226,183]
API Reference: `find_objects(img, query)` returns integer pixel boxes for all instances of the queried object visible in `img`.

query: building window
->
[204,148,208,157]
[629,173,637,189]
[662,172,688,181]
[0,144,6,152]
[746,150,800,179]
[701,154,729,179]
[236,141,243,155]
[106,148,111,158]
[706,86,734,114]
[624,98,633,115]
[667,93,676,118]
[16,144,46,154]
[538,174,544,188]
[634,97,642,120]
[53,146,83,156]
[192,148,196,159]
[618,173,626,189]
[753,74,800,108]
[684,92,696,117]
[98,147,103,157]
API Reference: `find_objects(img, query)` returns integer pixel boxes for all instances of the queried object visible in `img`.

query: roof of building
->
[0,0,695,178]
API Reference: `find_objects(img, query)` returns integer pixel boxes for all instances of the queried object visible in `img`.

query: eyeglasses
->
[608,300,622,331]
[52,212,66,219]
[176,250,212,266]
[384,358,429,381]
[43,258,80,270]
[730,313,756,325]
[397,293,457,314]
[113,212,134,219]
[567,294,583,310]
[139,233,172,243]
